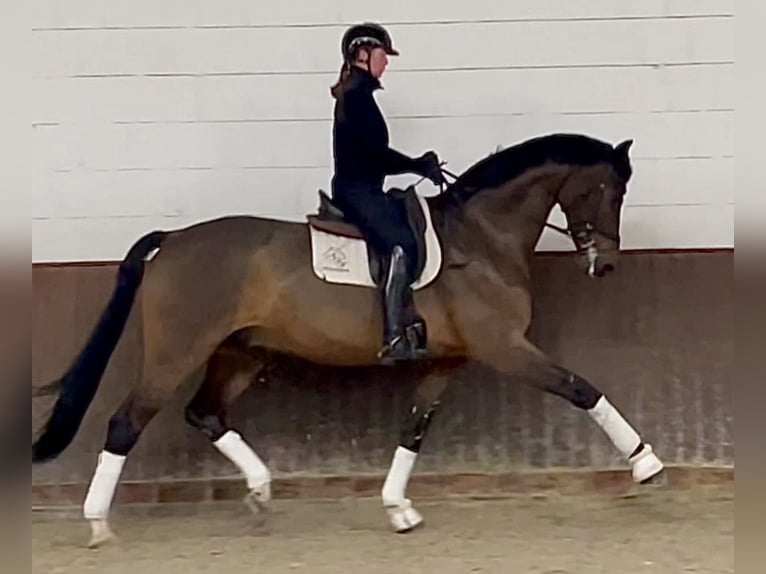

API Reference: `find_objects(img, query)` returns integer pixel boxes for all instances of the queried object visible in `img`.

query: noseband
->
[423,166,618,277]
[545,220,620,277]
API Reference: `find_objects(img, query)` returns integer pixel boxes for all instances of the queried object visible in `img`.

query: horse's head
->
[556,139,633,278]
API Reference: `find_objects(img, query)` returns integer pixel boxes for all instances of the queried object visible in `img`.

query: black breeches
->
[333,182,418,280]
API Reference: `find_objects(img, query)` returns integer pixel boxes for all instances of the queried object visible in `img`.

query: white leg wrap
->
[628,443,665,483]
[213,430,271,490]
[83,450,126,520]
[381,446,417,506]
[587,396,641,459]
[386,499,424,533]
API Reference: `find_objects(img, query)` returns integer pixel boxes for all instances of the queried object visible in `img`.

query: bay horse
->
[32,132,665,548]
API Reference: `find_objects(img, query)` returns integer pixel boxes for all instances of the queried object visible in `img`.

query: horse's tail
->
[32,230,168,463]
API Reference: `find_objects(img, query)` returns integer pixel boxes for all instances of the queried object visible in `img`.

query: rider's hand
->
[416,151,447,186]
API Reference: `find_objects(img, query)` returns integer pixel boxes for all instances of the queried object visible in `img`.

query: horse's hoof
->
[243,484,271,523]
[640,467,668,488]
[385,499,424,533]
[630,444,665,484]
[87,520,115,549]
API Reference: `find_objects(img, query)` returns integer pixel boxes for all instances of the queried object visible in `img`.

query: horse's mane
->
[436,133,632,206]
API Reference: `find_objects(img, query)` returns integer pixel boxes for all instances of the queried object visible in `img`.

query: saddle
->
[306,186,442,290]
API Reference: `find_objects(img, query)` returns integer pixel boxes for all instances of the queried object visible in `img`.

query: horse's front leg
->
[445,274,666,486]
[380,365,460,533]
[478,338,665,485]
[532,350,665,484]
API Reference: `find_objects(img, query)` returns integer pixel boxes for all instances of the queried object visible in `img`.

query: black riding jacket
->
[331,66,422,193]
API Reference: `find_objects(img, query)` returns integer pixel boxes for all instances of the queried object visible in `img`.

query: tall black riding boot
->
[378,246,427,364]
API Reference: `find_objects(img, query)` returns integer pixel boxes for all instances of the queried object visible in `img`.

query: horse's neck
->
[449,168,567,264]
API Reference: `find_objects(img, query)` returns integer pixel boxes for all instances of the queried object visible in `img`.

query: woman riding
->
[329,22,447,364]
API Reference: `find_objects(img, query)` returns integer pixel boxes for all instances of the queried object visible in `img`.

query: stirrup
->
[405,321,427,354]
[377,335,418,364]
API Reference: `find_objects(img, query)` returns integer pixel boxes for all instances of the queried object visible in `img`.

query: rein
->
[433,166,602,243]
[426,165,612,277]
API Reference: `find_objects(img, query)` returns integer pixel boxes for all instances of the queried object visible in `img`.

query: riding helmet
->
[341,22,400,61]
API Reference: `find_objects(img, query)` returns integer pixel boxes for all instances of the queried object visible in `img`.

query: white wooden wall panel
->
[32,1,734,29]
[32,111,733,172]
[31,157,732,221]
[31,2,734,262]
[32,203,735,263]
[536,204,734,251]
[33,18,733,77]
[32,63,733,125]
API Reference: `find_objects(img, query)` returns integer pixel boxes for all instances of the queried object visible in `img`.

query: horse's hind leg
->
[82,359,202,548]
[184,343,271,518]
[381,365,458,533]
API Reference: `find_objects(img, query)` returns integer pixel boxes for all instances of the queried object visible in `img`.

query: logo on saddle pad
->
[320,245,350,271]
[306,189,443,290]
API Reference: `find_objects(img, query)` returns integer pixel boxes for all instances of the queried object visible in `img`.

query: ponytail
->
[330,61,352,100]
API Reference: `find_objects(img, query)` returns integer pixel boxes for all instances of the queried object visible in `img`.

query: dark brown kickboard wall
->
[31,251,733,491]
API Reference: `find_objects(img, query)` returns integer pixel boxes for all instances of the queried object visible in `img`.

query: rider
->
[329,22,447,363]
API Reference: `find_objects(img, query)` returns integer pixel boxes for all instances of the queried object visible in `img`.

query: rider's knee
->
[391,242,417,279]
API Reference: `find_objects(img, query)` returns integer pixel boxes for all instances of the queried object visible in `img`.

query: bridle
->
[417,164,618,278]
[544,221,601,277]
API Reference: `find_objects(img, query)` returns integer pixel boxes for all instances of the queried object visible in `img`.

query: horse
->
[32,132,666,548]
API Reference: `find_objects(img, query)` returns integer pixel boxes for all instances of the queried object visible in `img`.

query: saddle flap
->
[307,189,365,239]
[306,215,365,239]
[388,185,428,278]
[317,190,347,222]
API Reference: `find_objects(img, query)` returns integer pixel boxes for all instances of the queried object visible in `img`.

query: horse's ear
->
[615,139,633,158]
[612,139,634,185]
